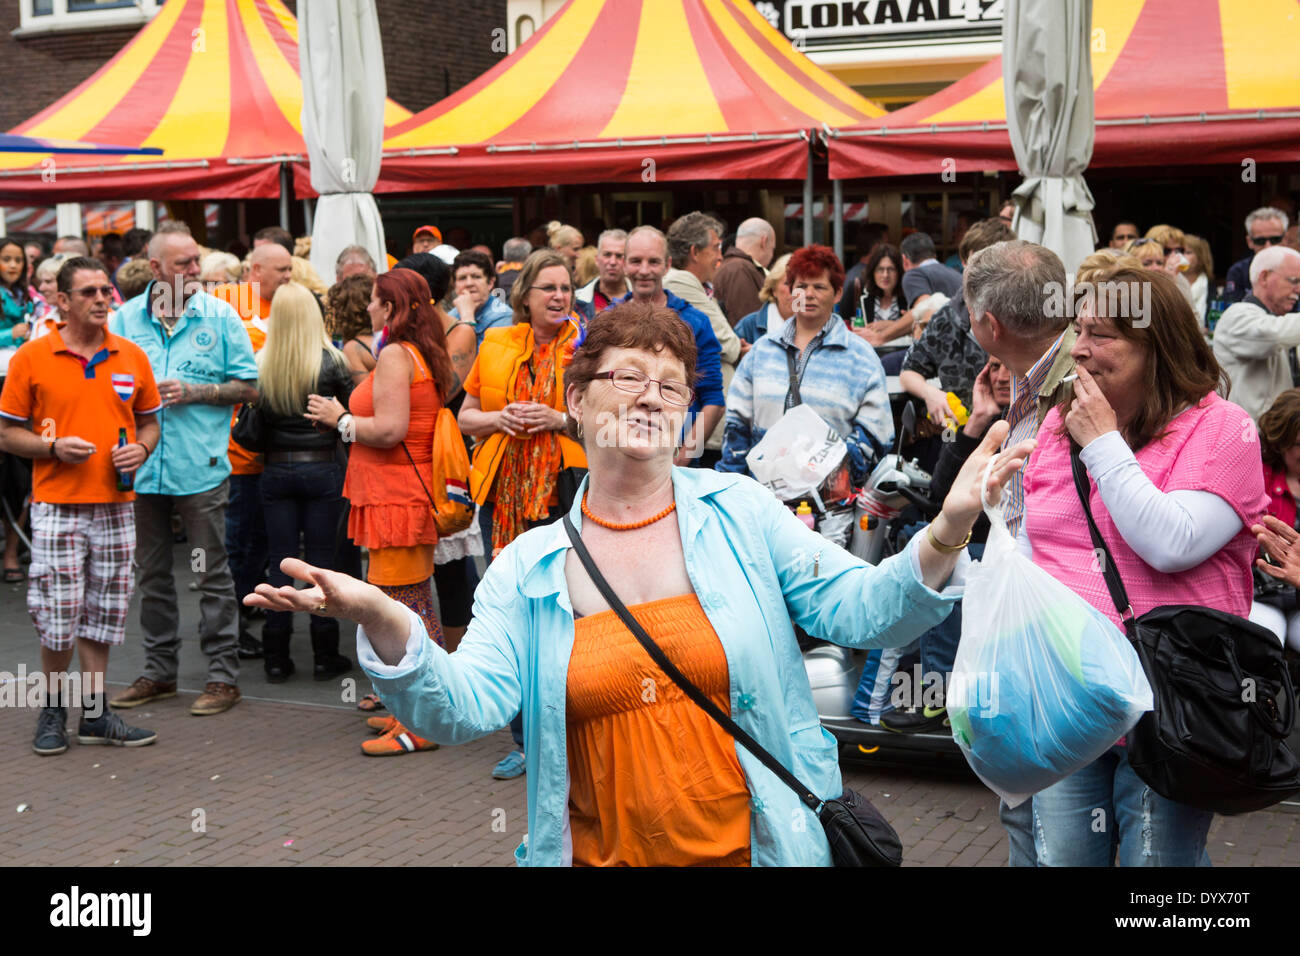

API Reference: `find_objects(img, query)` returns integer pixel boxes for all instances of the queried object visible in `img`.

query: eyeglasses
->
[1252,234,1286,246]
[73,285,115,299]
[874,265,898,274]
[530,284,573,295]
[593,368,695,406]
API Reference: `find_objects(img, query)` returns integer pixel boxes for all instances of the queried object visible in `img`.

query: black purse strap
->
[785,346,803,411]
[400,440,437,509]
[1068,444,1135,626]
[562,513,824,813]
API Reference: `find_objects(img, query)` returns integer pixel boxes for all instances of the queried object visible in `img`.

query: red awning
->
[349,0,884,194]
[827,0,1300,179]
[0,0,411,202]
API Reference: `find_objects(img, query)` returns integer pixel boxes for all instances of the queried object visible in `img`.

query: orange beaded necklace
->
[581,491,677,531]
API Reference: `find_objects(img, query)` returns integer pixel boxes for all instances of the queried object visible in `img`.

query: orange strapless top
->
[566,594,751,867]
[343,343,440,549]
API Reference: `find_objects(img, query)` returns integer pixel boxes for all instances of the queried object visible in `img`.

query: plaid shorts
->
[27,501,136,651]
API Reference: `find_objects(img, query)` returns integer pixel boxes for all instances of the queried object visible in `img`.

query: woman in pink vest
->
[1021,267,1267,866]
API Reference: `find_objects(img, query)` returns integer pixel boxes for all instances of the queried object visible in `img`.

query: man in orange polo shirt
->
[0,257,162,755]
[212,242,292,658]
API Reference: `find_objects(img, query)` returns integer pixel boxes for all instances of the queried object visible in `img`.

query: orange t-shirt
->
[566,594,752,867]
[0,326,162,504]
[212,283,269,475]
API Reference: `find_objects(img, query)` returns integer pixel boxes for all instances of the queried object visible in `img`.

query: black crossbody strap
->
[785,346,803,411]
[563,514,823,812]
[1068,444,1135,625]
[401,440,437,509]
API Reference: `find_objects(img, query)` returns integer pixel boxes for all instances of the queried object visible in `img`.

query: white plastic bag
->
[948,459,1153,807]
[746,404,847,501]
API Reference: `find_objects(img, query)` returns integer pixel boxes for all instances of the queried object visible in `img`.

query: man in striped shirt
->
[963,239,1076,866]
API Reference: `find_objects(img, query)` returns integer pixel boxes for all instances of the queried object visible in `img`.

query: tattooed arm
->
[158,379,259,407]
[445,324,477,401]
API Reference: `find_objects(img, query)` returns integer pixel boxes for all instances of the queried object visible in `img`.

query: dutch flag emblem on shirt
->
[111,373,134,401]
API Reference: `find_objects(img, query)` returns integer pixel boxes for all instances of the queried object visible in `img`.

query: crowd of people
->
[6,198,1300,867]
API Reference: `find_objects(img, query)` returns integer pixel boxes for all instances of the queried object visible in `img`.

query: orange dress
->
[566,594,752,867]
[342,343,440,585]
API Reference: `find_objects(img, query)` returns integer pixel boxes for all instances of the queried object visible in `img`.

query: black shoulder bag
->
[1069,445,1300,814]
[563,514,901,866]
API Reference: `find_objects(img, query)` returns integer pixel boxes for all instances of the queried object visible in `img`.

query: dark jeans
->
[919,540,985,685]
[226,473,268,605]
[260,461,345,640]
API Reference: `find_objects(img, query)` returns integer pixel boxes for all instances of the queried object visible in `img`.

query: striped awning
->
[0,0,411,202]
[827,0,1300,179]
[366,0,885,193]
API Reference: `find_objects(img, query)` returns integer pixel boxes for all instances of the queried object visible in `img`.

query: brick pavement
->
[0,547,1295,866]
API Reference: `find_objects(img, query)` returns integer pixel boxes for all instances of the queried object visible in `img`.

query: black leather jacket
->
[262,350,355,452]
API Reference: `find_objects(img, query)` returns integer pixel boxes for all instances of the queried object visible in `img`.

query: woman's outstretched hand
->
[941,420,1037,528]
[245,558,413,664]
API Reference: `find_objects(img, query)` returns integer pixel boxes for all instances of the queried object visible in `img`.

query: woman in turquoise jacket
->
[247,303,1034,866]
[0,239,35,346]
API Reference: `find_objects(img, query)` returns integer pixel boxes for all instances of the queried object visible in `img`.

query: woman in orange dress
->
[253,303,1034,865]
[306,268,457,756]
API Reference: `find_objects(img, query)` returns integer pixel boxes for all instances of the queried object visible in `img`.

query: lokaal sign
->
[753,0,1003,47]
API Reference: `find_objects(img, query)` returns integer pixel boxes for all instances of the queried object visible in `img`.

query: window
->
[17,0,164,34]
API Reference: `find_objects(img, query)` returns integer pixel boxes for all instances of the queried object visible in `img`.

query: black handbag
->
[563,514,902,866]
[1069,446,1300,814]
[556,466,588,514]
[230,401,267,451]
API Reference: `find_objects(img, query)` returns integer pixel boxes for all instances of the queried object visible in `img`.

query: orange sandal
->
[357,693,385,712]
[366,714,398,734]
[361,720,438,756]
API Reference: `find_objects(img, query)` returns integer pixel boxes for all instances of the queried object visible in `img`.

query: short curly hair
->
[326,273,373,342]
[786,244,845,293]
[563,302,698,444]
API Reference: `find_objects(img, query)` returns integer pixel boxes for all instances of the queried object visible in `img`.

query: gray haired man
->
[1225,206,1290,303]
[963,238,1077,867]
[575,229,628,313]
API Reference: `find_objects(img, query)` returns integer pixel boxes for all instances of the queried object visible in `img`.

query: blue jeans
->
[226,473,268,604]
[1001,799,1037,866]
[1031,743,1214,867]
[920,541,984,682]
[260,461,346,639]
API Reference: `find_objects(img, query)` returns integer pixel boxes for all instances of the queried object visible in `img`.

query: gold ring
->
[316,603,328,614]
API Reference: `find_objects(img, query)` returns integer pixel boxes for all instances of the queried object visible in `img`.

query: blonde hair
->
[573,245,599,285]
[759,253,792,304]
[290,256,329,296]
[1076,249,1141,284]
[1183,233,1214,283]
[259,282,346,417]
[200,251,241,284]
[294,235,312,258]
[547,221,582,250]
[1145,223,1186,249]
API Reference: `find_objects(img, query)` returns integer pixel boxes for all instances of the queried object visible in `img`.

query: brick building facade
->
[0,0,507,131]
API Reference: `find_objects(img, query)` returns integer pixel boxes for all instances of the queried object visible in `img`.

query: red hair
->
[787,244,846,293]
[375,268,456,400]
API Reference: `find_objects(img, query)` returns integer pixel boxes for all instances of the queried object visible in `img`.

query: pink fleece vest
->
[1024,392,1267,628]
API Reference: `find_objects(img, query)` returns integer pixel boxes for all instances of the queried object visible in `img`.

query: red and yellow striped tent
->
[827,0,1300,179]
[365,0,885,194]
[0,0,411,202]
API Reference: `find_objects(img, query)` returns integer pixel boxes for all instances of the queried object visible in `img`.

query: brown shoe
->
[191,682,241,716]
[109,676,177,710]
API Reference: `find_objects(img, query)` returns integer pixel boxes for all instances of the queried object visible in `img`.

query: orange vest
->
[468,321,586,504]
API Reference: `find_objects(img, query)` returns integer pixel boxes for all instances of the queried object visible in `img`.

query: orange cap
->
[413,225,441,243]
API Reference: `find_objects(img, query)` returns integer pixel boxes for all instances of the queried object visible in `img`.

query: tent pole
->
[832,179,844,262]
[802,139,814,245]
[278,163,290,230]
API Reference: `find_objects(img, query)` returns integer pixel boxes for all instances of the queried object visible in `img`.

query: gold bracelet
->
[927,524,972,554]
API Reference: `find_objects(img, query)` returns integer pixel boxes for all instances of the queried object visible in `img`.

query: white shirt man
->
[1213,245,1300,421]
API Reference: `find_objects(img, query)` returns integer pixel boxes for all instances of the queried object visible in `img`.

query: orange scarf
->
[492,338,562,553]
